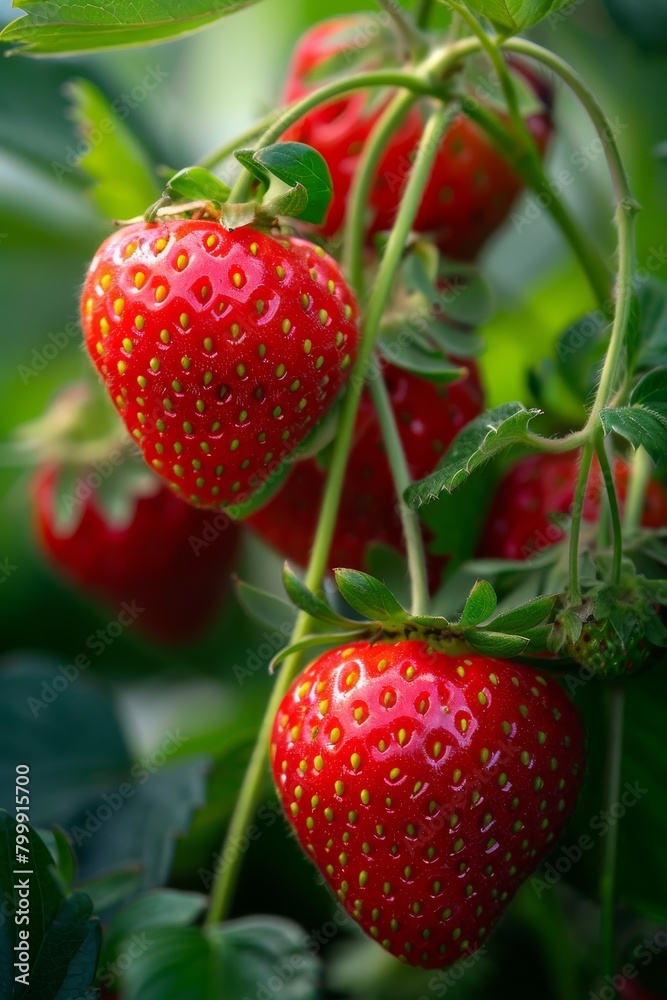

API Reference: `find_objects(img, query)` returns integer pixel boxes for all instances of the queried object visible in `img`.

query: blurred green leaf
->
[100,889,207,969]
[122,917,321,1000]
[377,341,466,383]
[462,0,577,32]
[63,77,160,218]
[0,812,101,999]
[604,0,667,50]
[77,863,143,914]
[1,0,261,56]
[236,579,298,631]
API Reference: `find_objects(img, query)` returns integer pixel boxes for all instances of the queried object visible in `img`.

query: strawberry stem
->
[416,0,436,28]
[568,439,595,604]
[205,100,456,928]
[600,684,625,981]
[624,446,652,533]
[595,434,623,586]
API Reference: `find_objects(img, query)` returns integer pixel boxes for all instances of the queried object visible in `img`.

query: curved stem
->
[206,102,455,927]
[600,684,625,980]
[568,439,595,604]
[226,68,441,204]
[595,434,623,585]
[368,371,430,615]
[624,446,651,533]
[197,110,282,171]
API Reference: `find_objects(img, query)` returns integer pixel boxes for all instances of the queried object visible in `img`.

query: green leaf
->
[458,579,498,627]
[253,142,333,225]
[100,889,207,970]
[77,864,143,914]
[166,167,230,204]
[236,580,298,632]
[637,277,667,371]
[377,340,466,383]
[489,595,558,634]
[122,917,320,1000]
[61,78,160,219]
[334,569,409,623]
[0,812,100,1000]
[630,367,667,409]
[0,0,260,56]
[283,563,357,628]
[462,0,578,32]
[465,630,531,657]
[406,403,542,506]
[51,825,77,894]
[600,404,667,466]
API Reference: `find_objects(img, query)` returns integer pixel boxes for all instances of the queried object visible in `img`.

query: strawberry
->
[81,220,360,509]
[271,640,585,967]
[283,16,552,258]
[566,618,649,679]
[247,361,484,577]
[33,463,239,643]
[478,452,667,561]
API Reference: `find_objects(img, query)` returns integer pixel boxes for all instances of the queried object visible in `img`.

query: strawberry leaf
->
[464,629,531,657]
[166,167,231,204]
[0,0,260,56]
[636,277,667,372]
[489,595,558,634]
[334,569,410,624]
[600,404,667,466]
[236,580,298,632]
[461,0,578,32]
[630,367,667,410]
[283,564,358,628]
[377,340,466,383]
[457,579,498,626]
[406,403,543,506]
[254,143,333,225]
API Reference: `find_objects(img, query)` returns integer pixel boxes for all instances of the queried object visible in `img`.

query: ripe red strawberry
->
[247,361,484,576]
[81,220,359,509]
[33,463,239,643]
[283,16,552,258]
[271,640,585,967]
[478,452,667,561]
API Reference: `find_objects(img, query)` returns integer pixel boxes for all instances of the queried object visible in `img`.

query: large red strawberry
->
[33,463,239,643]
[81,220,359,509]
[283,15,552,258]
[479,452,667,561]
[247,361,484,576]
[271,640,585,967]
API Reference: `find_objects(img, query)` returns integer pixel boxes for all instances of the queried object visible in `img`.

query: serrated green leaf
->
[236,580,298,632]
[458,579,498,627]
[283,564,357,628]
[406,403,542,506]
[334,569,409,623]
[0,0,260,56]
[462,0,578,32]
[61,78,160,219]
[166,167,230,204]
[489,595,558,634]
[377,340,466,383]
[600,404,667,466]
[254,142,333,225]
[465,630,531,657]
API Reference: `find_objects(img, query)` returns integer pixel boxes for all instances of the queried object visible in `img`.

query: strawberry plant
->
[1,1,667,998]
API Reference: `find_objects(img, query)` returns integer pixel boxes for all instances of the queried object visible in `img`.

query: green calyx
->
[252,565,560,671]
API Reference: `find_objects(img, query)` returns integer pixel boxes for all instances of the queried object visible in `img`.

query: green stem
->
[513,885,580,1000]
[595,434,623,585]
[415,0,436,28]
[226,68,442,204]
[624,446,651,532]
[600,684,625,980]
[369,371,430,615]
[205,102,455,928]
[568,439,595,603]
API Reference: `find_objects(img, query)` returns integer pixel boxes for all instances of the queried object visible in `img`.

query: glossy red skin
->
[271,641,585,968]
[479,452,667,561]
[247,362,484,576]
[283,17,552,258]
[81,221,359,509]
[33,465,239,644]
